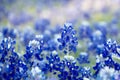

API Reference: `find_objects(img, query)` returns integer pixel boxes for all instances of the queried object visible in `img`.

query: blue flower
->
[79,21,92,39]
[2,27,17,39]
[0,38,30,80]
[108,23,119,36]
[77,52,90,64]
[91,30,106,45]
[58,23,78,54]
[23,39,44,66]
[105,39,117,52]
[94,22,107,36]
[88,30,106,52]
[79,67,91,78]
[102,39,120,57]
[0,37,16,61]
[34,19,50,33]
[58,58,79,80]
[46,40,57,51]
[22,29,35,46]
[93,39,120,78]
[43,51,60,73]
[31,66,46,80]
[97,66,120,80]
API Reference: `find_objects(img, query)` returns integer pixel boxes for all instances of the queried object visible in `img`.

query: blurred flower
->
[31,66,46,80]
[79,21,92,39]
[2,27,17,39]
[8,12,32,26]
[34,19,50,33]
[94,22,107,36]
[98,66,120,80]
[77,52,90,64]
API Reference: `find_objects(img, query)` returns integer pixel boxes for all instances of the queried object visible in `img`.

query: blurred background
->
[0,0,120,27]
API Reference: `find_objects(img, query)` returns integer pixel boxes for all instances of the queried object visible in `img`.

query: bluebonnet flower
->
[93,50,119,77]
[31,66,46,80]
[93,54,106,77]
[116,46,120,57]
[23,39,44,67]
[88,30,106,52]
[0,37,16,64]
[109,25,119,37]
[0,37,16,58]
[79,67,91,79]
[0,37,30,80]
[104,39,120,57]
[2,27,17,39]
[43,51,60,73]
[58,23,78,54]
[93,38,120,79]
[21,29,35,46]
[107,18,119,37]
[91,30,106,45]
[93,54,120,78]
[46,40,57,51]
[34,19,50,33]
[77,52,90,64]
[96,44,107,58]
[33,33,58,56]
[42,30,52,43]
[50,24,61,34]
[105,39,117,52]
[94,22,107,36]
[79,21,92,39]
[35,34,57,52]
[58,55,80,80]
[92,39,119,58]
[0,38,45,80]
[45,30,60,51]
[97,66,120,80]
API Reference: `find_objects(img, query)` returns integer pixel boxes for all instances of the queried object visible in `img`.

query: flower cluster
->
[0,20,120,80]
[58,23,78,54]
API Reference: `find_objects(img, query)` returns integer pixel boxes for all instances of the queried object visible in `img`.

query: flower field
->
[0,0,120,80]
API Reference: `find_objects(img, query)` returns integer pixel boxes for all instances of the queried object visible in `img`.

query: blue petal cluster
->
[58,23,78,54]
